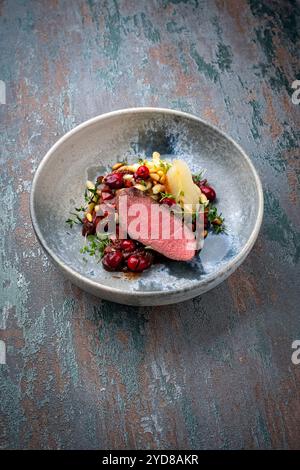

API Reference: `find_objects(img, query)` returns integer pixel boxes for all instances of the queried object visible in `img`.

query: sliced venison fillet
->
[116,187,197,261]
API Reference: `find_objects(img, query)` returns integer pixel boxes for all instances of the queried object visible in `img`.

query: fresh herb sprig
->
[160,192,175,201]
[159,160,172,172]
[193,169,206,183]
[80,234,110,259]
[84,186,99,204]
[66,211,84,228]
[207,205,226,234]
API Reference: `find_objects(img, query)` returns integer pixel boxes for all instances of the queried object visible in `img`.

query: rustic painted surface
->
[0,0,300,450]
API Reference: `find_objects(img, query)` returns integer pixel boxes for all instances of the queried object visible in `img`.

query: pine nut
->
[123,174,134,180]
[212,217,222,226]
[112,162,123,170]
[115,165,128,172]
[128,163,140,172]
[152,184,165,194]
[134,183,148,191]
[87,203,95,213]
[86,180,95,190]
[150,173,160,181]
[160,175,166,183]
[200,193,208,205]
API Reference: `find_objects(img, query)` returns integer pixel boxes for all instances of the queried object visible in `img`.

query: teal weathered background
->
[0,0,300,449]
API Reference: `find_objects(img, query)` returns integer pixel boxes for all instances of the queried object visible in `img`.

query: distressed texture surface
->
[0,0,300,449]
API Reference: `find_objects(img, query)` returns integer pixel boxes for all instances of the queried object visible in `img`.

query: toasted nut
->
[86,213,93,222]
[86,180,95,190]
[123,174,134,180]
[200,193,208,205]
[150,172,160,181]
[112,162,123,170]
[160,175,166,184]
[157,170,164,177]
[115,165,128,172]
[152,151,160,161]
[117,164,138,173]
[212,217,222,226]
[134,183,148,191]
[152,184,165,194]
[128,163,140,172]
[145,181,152,190]
[87,203,95,213]
[94,204,100,213]
[96,188,102,196]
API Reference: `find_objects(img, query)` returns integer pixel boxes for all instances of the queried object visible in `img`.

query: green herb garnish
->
[207,206,226,234]
[193,169,206,183]
[66,212,84,228]
[80,234,110,259]
[160,160,172,171]
[84,186,99,204]
[160,192,175,201]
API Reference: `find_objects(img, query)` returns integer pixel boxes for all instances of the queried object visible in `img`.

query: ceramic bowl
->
[30,108,263,305]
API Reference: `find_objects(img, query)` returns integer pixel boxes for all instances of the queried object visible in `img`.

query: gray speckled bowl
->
[30,108,263,306]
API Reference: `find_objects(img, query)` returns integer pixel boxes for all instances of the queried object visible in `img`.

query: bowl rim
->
[30,107,264,300]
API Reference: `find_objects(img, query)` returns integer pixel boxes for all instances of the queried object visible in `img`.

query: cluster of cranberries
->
[82,165,179,238]
[102,239,154,272]
[193,178,216,203]
[81,166,218,272]
[81,172,125,237]
[192,177,217,230]
[81,167,157,273]
[102,164,151,190]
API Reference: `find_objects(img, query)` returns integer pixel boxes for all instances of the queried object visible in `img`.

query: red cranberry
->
[124,179,133,188]
[101,191,114,201]
[135,165,150,180]
[104,173,124,189]
[200,184,216,202]
[127,254,152,272]
[121,239,136,251]
[127,255,140,271]
[82,219,95,236]
[161,197,176,206]
[102,251,123,271]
